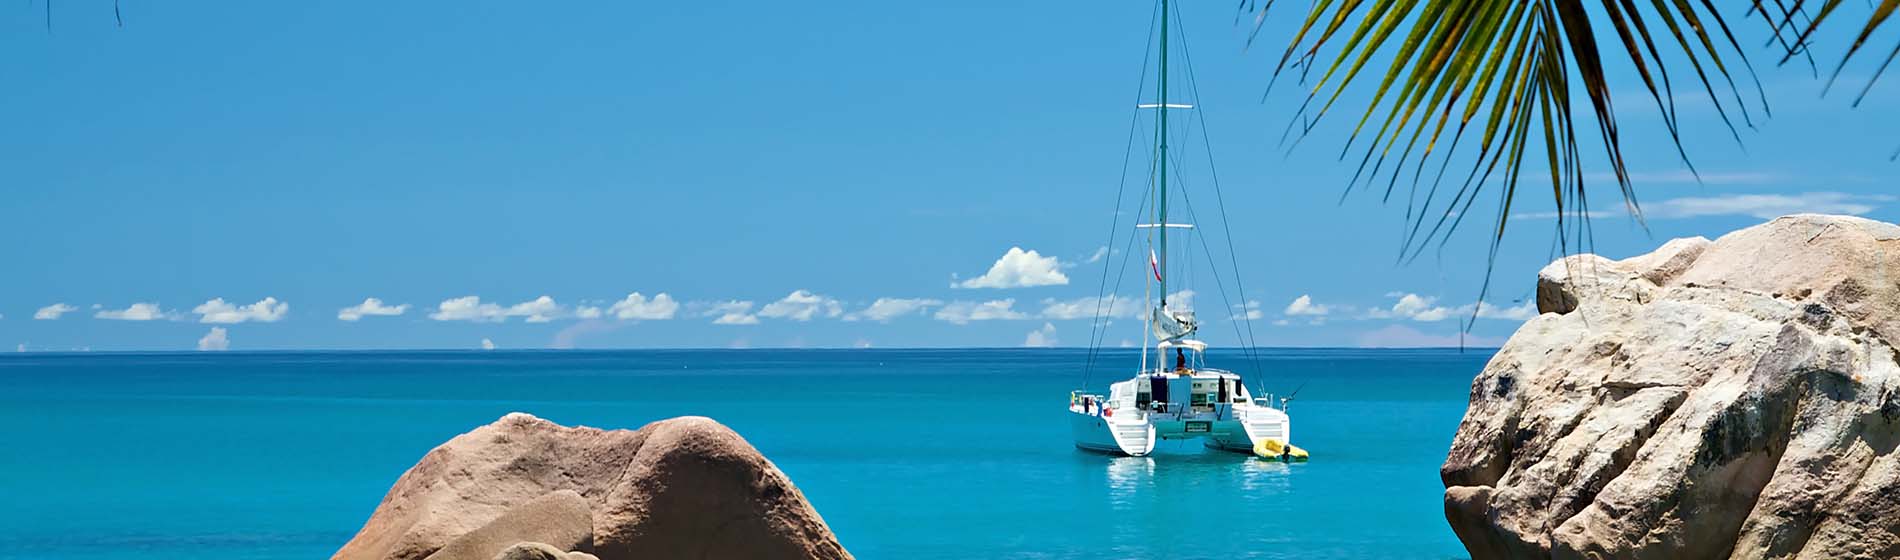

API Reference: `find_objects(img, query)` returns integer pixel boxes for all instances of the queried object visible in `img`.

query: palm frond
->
[1246,0,1768,272]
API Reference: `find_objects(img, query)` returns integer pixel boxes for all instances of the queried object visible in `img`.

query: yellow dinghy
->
[1254,438,1309,462]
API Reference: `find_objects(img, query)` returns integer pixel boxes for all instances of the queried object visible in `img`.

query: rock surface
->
[489,542,598,560]
[422,490,592,560]
[1446,214,1900,559]
[333,414,851,560]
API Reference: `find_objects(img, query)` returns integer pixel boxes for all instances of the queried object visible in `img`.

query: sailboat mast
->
[1156,0,1170,308]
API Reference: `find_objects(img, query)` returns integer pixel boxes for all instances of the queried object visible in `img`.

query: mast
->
[1156,0,1170,308]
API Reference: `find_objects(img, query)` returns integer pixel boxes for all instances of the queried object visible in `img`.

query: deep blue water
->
[0,348,1489,559]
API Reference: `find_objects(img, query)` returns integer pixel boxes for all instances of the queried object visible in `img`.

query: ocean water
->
[0,348,1490,559]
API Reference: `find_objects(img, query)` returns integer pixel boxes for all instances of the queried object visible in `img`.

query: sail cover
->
[1151,307,1198,341]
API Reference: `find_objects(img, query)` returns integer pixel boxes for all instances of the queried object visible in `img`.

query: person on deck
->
[1174,348,1187,372]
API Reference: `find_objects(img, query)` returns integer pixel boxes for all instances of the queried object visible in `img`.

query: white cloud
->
[704,300,760,325]
[510,296,564,323]
[1368,293,1456,322]
[758,290,843,321]
[481,338,496,350]
[1165,290,1195,311]
[195,297,289,324]
[337,298,409,321]
[430,296,505,322]
[845,298,943,322]
[1232,300,1264,320]
[1024,322,1059,347]
[429,296,564,323]
[34,303,77,320]
[1476,301,1538,321]
[1040,295,1142,320]
[1283,295,1330,316]
[1355,324,1502,348]
[1521,192,1893,220]
[954,247,1070,289]
[933,299,1029,324]
[197,327,230,351]
[608,292,679,320]
[574,306,603,319]
[1642,192,1894,219]
[96,303,166,321]
[1083,246,1109,264]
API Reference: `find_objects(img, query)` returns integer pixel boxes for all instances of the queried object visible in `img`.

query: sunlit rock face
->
[1445,214,1900,560]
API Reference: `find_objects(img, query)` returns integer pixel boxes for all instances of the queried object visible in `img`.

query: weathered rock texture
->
[333,414,852,560]
[489,542,599,560]
[422,490,592,560]
[1445,214,1900,560]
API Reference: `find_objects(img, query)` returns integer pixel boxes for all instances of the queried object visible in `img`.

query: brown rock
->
[423,490,592,560]
[333,414,851,560]
[489,542,596,560]
[1446,214,1900,559]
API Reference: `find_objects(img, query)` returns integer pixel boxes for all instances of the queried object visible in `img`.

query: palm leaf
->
[1240,0,1900,318]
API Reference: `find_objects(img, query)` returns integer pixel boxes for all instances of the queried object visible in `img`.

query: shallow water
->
[0,348,1486,559]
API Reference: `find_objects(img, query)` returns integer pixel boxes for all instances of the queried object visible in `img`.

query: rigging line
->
[1086,128,1162,388]
[1166,149,1247,359]
[1172,0,1267,384]
[1083,0,1162,390]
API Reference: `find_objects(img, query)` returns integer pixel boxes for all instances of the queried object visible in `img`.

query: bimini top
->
[1156,339,1208,352]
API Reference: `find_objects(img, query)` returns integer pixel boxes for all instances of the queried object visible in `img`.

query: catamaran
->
[1067,0,1305,461]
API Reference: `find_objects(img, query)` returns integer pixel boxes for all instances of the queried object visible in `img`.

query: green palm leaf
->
[1243,0,1897,305]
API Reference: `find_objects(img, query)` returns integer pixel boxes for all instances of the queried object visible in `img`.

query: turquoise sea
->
[0,348,1488,559]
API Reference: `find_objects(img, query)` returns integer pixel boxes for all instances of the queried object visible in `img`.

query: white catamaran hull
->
[1070,395,1290,457]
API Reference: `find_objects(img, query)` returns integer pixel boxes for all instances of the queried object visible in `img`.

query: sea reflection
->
[1104,456,1155,506]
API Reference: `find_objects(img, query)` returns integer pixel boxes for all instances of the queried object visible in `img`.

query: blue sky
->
[2,1,1896,351]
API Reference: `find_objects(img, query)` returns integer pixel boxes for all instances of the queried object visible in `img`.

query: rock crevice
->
[1446,214,1900,559]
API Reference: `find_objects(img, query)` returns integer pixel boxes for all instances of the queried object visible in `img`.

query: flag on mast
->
[1149,249,1163,282]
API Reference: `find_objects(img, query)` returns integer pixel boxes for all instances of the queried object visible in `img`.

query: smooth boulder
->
[423,490,592,560]
[1445,214,1900,559]
[334,413,851,560]
[490,542,598,560]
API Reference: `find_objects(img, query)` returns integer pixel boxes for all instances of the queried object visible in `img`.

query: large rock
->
[489,542,598,560]
[333,414,852,560]
[422,490,592,560]
[1445,214,1900,559]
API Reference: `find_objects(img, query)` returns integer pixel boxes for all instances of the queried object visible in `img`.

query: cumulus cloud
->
[1283,295,1330,316]
[1367,293,1456,322]
[1365,293,1538,322]
[195,297,289,324]
[758,290,843,321]
[954,247,1070,289]
[574,306,604,319]
[1231,300,1264,320]
[844,298,942,322]
[481,338,496,350]
[1039,295,1142,320]
[96,303,167,321]
[34,303,77,320]
[429,295,564,323]
[704,300,761,325]
[1476,301,1539,321]
[197,327,230,351]
[933,299,1029,324]
[1023,322,1058,347]
[337,298,409,321]
[608,292,679,320]
[1165,290,1195,310]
